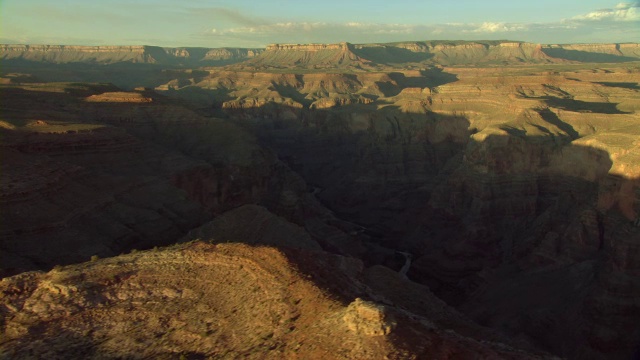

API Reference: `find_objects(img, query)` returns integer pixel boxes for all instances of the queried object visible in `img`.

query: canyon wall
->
[0,44,262,66]
[0,241,551,359]
[195,64,640,359]
[0,84,301,277]
[3,41,638,69]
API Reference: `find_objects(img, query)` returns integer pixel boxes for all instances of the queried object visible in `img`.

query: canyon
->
[1,41,639,359]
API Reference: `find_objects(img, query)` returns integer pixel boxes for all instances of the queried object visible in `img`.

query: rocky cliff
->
[0,82,293,277]
[354,41,556,65]
[191,62,640,359]
[244,42,368,69]
[238,40,640,69]
[2,41,639,70]
[544,43,640,57]
[265,43,353,51]
[1,43,640,359]
[541,43,640,62]
[0,44,262,66]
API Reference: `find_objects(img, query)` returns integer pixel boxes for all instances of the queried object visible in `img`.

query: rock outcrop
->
[0,44,262,66]
[354,41,556,65]
[205,63,640,359]
[541,43,640,62]
[85,91,153,103]
[0,83,278,277]
[181,204,322,251]
[245,42,368,69]
[265,43,353,51]
[2,41,639,70]
[0,45,152,63]
[0,242,552,359]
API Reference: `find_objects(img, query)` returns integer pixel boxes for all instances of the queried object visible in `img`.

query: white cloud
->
[196,2,640,46]
[469,22,528,33]
[572,2,639,21]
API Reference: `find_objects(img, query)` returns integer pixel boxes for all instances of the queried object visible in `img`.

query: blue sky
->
[0,0,638,47]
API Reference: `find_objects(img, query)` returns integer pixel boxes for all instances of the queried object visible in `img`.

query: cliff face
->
[266,42,352,51]
[204,63,640,359]
[542,43,640,57]
[202,47,261,60]
[0,83,306,278]
[246,42,367,69]
[1,45,147,53]
[541,43,640,62]
[351,41,636,65]
[2,41,639,69]
[0,44,152,64]
[252,41,557,68]
[379,41,640,64]
[0,44,262,66]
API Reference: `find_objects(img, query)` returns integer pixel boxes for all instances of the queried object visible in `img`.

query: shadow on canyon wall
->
[0,85,253,276]
[352,46,435,65]
[595,81,640,90]
[541,48,639,63]
[542,96,631,114]
[0,59,208,89]
[223,100,639,359]
[388,67,460,92]
[142,46,249,67]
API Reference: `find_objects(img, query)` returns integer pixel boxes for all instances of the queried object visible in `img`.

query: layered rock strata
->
[194,63,640,359]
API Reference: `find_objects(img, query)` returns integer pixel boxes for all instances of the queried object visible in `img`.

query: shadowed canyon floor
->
[1,42,640,359]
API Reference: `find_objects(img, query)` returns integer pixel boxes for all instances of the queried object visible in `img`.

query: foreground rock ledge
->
[0,242,551,359]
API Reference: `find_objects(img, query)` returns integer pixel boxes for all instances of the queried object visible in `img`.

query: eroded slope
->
[0,241,550,359]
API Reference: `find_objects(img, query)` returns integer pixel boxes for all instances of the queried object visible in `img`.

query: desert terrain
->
[1,40,639,359]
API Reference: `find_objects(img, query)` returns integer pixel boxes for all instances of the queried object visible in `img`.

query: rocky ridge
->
[0,45,262,66]
[2,41,639,70]
[0,241,553,359]
[0,83,274,276]
[245,42,367,69]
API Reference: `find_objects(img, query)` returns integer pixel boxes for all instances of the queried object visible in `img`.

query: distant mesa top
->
[1,41,639,68]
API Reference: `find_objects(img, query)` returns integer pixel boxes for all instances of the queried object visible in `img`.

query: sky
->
[0,0,638,47]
